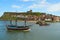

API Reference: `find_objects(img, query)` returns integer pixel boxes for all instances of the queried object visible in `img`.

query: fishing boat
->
[39,21,49,26]
[36,21,49,26]
[39,23,49,26]
[36,21,40,24]
[7,12,30,31]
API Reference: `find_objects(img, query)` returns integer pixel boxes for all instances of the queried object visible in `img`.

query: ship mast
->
[10,19,12,25]
[24,15,27,27]
[10,14,12,25]
[15,11,17,27]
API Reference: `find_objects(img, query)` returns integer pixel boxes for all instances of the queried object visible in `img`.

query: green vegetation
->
[0,12,43,20]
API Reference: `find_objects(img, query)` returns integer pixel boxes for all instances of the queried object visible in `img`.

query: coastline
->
[17,20,37,23]
[2,20,37,23]
[1,19,60,23]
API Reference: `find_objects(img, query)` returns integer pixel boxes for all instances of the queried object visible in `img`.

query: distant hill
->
[0,12,45,20]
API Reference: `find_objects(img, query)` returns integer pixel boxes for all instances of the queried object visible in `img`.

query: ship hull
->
[7,25,29,30]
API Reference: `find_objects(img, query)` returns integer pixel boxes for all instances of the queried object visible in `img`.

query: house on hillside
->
[45,14,52,22]
[2,10,43,21]
[52,16,60,22]
[40,13,46,21]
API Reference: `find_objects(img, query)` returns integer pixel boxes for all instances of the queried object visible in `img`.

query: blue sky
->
[0,0,60,16]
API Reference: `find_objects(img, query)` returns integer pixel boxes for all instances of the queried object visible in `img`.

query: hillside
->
[0,12,44,20]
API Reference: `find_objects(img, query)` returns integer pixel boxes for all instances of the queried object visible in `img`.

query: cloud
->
[22,0,29,2]
[40,0,46,4]
[11,5,21,8]
[47,3,60,12]
[28,4,38,9]
[28,0,48,9]
[20,0,34,2]
[27,0,60,12]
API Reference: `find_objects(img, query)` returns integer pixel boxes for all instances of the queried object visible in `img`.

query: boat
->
[39,23,49,26]
[36,21,49,26]
[7,25,30,30]
[39,21,49,26]
[7,12,30,31]
[36,21,41,24]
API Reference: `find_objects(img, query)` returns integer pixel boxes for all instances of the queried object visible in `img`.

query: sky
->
[0,0,60,16]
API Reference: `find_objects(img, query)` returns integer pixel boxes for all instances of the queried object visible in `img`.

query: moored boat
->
[6,12,30,31]
[39,23,49,26]
[36,21,49,26]
[7,25,30,30]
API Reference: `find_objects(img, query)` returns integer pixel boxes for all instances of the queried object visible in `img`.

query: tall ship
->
[6,12,30,31]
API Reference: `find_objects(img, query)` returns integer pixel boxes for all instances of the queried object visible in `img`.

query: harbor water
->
[0,21,60,40]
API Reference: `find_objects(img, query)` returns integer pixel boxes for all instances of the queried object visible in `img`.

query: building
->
[52,16,60,22]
